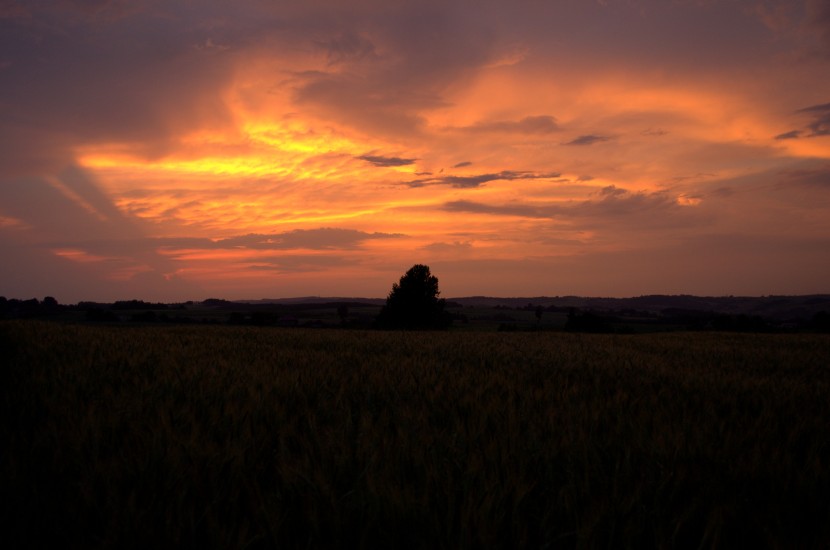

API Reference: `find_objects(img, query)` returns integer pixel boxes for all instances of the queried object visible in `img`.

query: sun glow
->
[78,106,382,180]
[242,121,359,154]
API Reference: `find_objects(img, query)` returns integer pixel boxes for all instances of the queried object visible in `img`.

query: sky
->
[1,0,829,302]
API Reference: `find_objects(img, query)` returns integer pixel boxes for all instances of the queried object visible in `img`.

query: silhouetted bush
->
[710,314,770,332]
[85,309,120,322]
[565,308,612,333]
[810,311,830,332]
[250,311,276,326]
[130,311,157,323]
[337,304,349,327]
[228,312,247,325]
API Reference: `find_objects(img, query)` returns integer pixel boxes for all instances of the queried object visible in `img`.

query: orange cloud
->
[4,1,829,300]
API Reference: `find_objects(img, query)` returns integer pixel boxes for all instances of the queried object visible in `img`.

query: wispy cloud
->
[563,135,612,146]
[315,31,377,65]
[797,101,830,137]
[156,228,405,251]
[444,200,549,218]
[444,186,692,226]
[776,101,830,140]
[775,130,801,140]
[777,164,830,188]
[420,241,473,253]
[459,115,559,134]
[406,170,560,189]
[357,154,417,167]
[246,254,354,273]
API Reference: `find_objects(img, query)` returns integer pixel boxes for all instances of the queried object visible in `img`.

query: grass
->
[2,321,829,548]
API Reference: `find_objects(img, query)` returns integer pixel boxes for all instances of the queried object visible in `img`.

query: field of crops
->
[2,321,829,548]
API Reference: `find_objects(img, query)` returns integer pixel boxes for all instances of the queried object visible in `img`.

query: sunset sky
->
[1,0,829,302]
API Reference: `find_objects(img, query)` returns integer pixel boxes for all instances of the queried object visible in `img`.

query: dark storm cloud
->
[357,154,417,167]
[563,135,612,146]
[405,170,560,189]
[460,115,559,134]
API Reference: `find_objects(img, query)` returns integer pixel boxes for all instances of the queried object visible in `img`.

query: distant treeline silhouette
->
[0,296,61,318]
[2,292,829,333]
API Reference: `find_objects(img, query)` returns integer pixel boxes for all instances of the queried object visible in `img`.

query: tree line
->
[4,265,830,332]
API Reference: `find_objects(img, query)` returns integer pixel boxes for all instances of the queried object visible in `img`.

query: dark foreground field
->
[2,321,829,548]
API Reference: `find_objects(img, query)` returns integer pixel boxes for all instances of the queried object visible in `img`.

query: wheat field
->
[2,321,829,548]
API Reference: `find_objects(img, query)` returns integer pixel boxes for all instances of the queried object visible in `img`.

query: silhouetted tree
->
[375,264,451,330]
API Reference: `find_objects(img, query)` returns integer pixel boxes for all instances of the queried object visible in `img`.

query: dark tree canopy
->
[375,264,452,330]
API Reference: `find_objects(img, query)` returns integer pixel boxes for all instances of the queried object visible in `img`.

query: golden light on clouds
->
[2,0,829,301]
